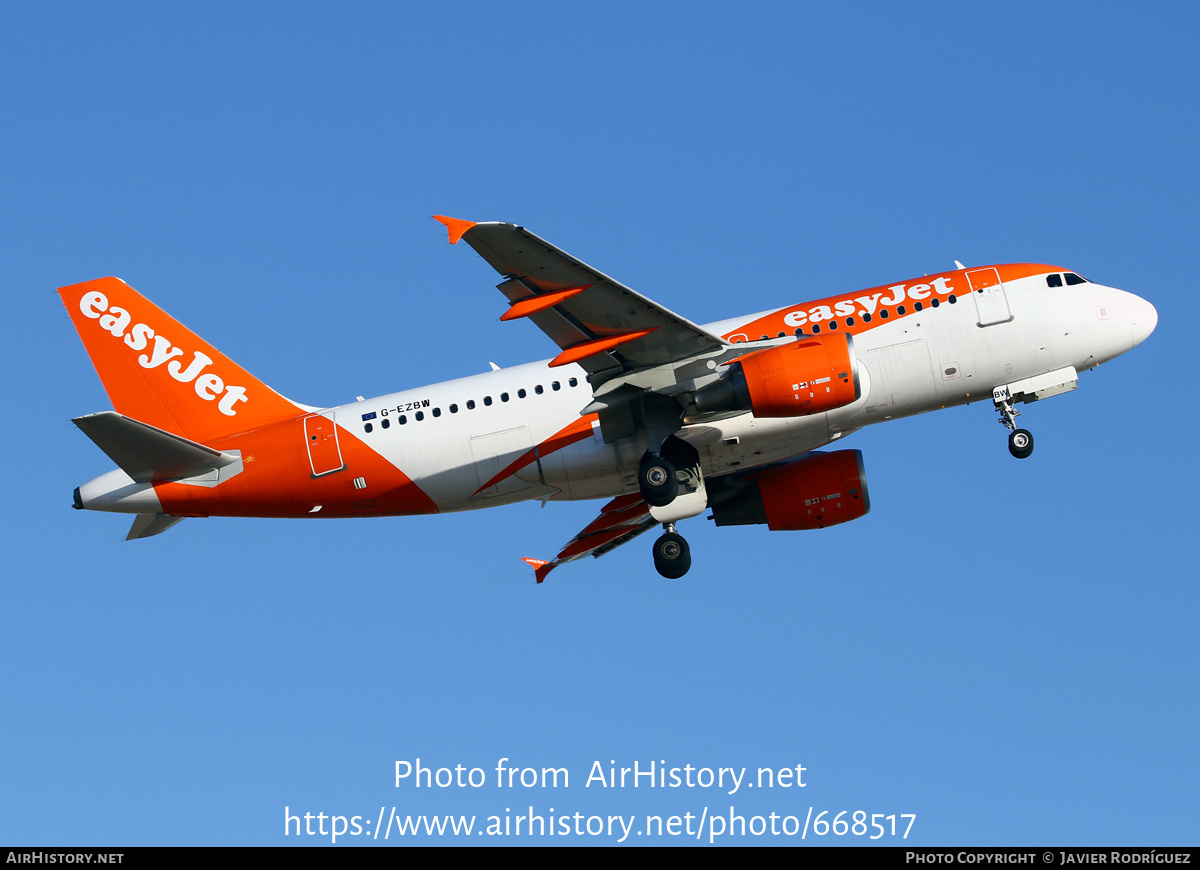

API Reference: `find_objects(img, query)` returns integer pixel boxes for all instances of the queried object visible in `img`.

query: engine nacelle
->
[710,449,870,531]
[694,333,860,418]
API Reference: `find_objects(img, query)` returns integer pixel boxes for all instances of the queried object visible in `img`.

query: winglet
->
[432,215,477,245]
[522,557,556,584]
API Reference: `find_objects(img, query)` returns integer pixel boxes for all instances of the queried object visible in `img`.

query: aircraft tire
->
[1008,428,1034,459]
[639,453,679,507]
[653,531,691,579]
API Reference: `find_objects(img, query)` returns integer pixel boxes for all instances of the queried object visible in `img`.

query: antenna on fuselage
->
[954,260,966,270]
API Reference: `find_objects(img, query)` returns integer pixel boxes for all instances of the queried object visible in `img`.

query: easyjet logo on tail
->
[78,289,249,416]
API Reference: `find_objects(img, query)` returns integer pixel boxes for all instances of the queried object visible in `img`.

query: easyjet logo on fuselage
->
[781,275,957,329]
[78,290,249,416]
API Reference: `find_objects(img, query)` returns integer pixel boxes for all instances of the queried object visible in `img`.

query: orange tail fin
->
[59,277,303,442]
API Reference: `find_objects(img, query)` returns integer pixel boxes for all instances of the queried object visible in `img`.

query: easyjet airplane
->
[61,216,1157,581]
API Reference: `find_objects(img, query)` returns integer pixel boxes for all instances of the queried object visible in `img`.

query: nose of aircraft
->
[1129,293,1158,347]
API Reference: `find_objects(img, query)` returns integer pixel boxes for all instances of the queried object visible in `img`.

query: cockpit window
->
[1064,272,1088,285]
[1046,274,1063,288]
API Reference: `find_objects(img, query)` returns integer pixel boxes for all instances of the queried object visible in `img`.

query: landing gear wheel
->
[639,453,679,507]
[1008,428,1034,459]
[652,531,691,579]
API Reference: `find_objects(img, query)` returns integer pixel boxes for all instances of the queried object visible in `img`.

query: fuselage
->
[74,263,1156,521]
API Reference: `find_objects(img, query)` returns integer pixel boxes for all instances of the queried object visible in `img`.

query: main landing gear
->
[995,391,1034,459]
[638,451,679,507]
[638,436,703,578]
[653,524,691,579]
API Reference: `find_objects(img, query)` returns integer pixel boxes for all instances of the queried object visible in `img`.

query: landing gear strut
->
[652,523,691,579]
[994,391,1034,460]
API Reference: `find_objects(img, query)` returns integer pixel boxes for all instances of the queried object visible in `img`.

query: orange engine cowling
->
[694,333,860,418]
[710,450,870,531]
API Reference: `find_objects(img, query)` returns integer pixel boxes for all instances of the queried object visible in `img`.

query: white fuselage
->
[336,273,1154,513]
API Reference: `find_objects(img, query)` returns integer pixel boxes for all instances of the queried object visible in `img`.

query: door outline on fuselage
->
[866,339,938,415]
[966,268,1014,327]
[471,426,535,498]
[304,412,346,478]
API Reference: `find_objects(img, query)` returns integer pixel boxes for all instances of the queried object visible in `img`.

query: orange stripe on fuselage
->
[727,263,1059,343]
[153,417,439,518]
[472,414,599,497]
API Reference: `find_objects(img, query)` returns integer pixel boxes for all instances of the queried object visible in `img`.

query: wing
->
[521,493,657,583]
[435,217,728,375]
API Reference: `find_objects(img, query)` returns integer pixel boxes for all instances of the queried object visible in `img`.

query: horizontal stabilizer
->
[127,513,185,540]
[73,411,239,483]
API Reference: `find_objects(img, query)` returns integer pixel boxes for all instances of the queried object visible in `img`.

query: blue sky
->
[2,1,1196,846]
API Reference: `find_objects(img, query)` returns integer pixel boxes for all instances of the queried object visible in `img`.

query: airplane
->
[61,216,1157,581]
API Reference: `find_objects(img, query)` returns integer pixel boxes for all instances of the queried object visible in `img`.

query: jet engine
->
[694,333,861,418]
[709,449,870,531]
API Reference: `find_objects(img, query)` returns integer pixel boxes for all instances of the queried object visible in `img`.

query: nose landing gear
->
[1007,428,1034,459]
[994,389,1034,459]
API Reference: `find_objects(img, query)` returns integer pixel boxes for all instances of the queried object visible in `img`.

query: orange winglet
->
[432,215,477,245]
[500,285,592,321]
[522,557,555,584]
[549,328,658,368]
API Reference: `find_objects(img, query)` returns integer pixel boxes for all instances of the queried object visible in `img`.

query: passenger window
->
[931,298,940,308]
[364,422,373,433]
[862,313,872,323]
[552,381,561,391]
[569,378,578,387]
[501,392,509,402]
[415,411,424,421]
[484,396,492,406]
[535,385,544,395]
[1047,274,1063,288]
[897,305,906,315]
[518,389,526,399]
[1065,273,1087,285]
[913,302,922,312]
[466,400,475,410]
[812,323,821,333]
[399,415,407,424]
[846,316,855,326]
[382,418,390,429]
[880,309,889,319]
[450,404,458,413]
[828,320,838,329]
[432,408,441,417]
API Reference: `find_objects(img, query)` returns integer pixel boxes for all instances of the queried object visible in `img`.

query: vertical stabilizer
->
[59,277,303,442]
